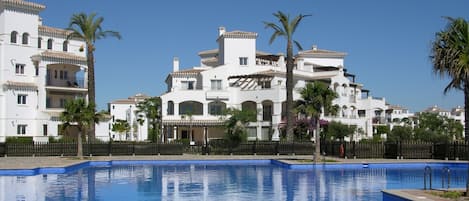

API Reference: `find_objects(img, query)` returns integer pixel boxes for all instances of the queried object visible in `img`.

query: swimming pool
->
[0,160,467,201]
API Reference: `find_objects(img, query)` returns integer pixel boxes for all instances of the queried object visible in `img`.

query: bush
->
[6,137,33,144]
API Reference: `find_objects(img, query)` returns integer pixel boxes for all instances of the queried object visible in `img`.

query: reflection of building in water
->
[5,165,465,200]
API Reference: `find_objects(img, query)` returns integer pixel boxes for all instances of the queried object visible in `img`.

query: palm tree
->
[136,97,162,142]
[67,12,121,138]
[431,17,469,141]
[264,11,309,141]
[60,99,100,159]
[432,18,469,195]
[112,119,130,141]
[296,81,338,162]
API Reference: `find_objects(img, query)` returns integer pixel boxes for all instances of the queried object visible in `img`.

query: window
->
[22,33,29,45]
[47,39,53,50]
[63,41,68,52]
[181,81,194,90]
[209,101,226,115]
[167,101,174,115]
[38,37,42,48]
[179,101,203,115]
[239,57,248,65]
[17,125,27,135]
[10,31,17,43]
[43,124,48,136]
[258,80,271,89]
[15,64,25,74]
[35,66,39,76]
[59,98,66,108]
[59,70,64,79]
[210,80,222,90]
[17,94,27,105]
[64,71,68,80]
[54,70,57,78]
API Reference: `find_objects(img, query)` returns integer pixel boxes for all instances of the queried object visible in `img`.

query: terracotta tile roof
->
[41,51,87,62]
[299,48,347,57]
[170,68,205,76]
[218,30,257,40]
[111,99,136,104]
[162,119,225,126]
[4,81,37,89]
[1,0,45,11]
[38,25,73,37]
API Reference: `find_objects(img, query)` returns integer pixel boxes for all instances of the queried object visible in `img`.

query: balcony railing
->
[46,78,85,88]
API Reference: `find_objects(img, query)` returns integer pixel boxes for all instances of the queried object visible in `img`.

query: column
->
[203,126,208,145]
[271,102,282,141]
[256,102,262,140]
[173,126,178,140]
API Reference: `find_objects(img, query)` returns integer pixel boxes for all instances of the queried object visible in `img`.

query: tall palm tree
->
[136,97,162,142]
[431,17,469,195]
[264,11,309,141]
[296,82,337,162]
[60,99,100,159]
[67,12,121,138]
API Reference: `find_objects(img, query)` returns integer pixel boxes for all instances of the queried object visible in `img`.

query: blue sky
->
[34,0,469,112]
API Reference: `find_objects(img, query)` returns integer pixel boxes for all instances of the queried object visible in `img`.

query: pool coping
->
[0,156,467,176]
[382,189,467,201]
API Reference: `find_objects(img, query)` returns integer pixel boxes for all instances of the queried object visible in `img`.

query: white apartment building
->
[109,93,149,141]
[160,27,388,144]
[0,0,108,142]
[422,105,465,127]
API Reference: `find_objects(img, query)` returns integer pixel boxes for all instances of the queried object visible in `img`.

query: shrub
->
[6,137,33,144]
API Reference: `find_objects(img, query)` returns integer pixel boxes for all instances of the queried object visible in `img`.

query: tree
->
[112,119,130,141]
[323,121,356,142]
[431,17,469,141]
[60,99,100,158]
[136,97,162,142]
[67,12,121,138]
[222,108,256,147]
[264,11,309,141]
[414,112,463,143]
[387,126,412,143]
[296,81,338,162]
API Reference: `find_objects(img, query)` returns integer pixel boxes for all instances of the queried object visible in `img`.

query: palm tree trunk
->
[314,118,321,163]
[286,40,295,141]
[465,82,469,196]
[86,45,96,139]
[77,130,83,159]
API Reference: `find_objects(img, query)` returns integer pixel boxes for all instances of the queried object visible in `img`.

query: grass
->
[429,190,468,200]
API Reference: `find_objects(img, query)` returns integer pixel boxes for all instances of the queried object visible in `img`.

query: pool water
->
[0,161,467,201]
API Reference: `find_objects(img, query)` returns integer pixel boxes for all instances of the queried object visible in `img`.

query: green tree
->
[67,13,121,138]
[112,119,130,141]
[296,82,338,162]
[60,99,100,158]
[136,97,162,142]
[431,17,469,141]
[324,121,356,142]
[222,108,256,147]
[387,126,412,143]
[414,112,463,142]
[264,11,309,141]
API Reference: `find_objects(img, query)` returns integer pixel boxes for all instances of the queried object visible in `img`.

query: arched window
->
[179,101,203,115]
[47,39,53,50]
[241,101,256,113]
[22,33,29,45]
[62,41,68,52]
[10,31,18,43]
[208,101,226,115]
[37,37,42,48]
[167,101,174,115]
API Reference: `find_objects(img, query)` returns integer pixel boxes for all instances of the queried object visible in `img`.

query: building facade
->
[160,27,388,144]
[0,0,108,142]
[108,93,149,141]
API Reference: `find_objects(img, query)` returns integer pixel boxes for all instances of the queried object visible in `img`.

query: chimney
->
[218,27,226,36]
[277,53,285,68]
[173,57,179,72]
[312,45,318,51]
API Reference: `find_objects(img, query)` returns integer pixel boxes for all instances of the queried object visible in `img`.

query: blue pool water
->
[0,160,467,201]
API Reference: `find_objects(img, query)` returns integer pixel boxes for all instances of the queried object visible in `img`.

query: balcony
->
[46,77,87,93]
